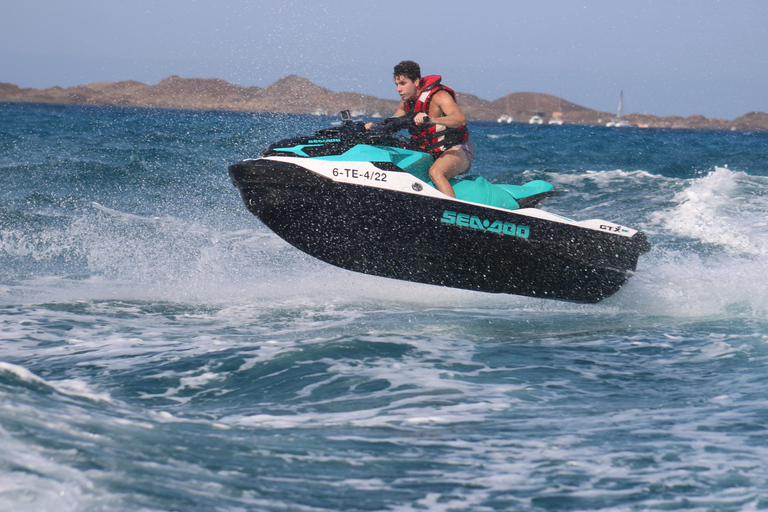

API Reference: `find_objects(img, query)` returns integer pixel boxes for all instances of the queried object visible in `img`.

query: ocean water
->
[2,102,768,512]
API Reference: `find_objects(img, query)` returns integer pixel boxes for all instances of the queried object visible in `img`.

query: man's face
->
[395,75,420,101]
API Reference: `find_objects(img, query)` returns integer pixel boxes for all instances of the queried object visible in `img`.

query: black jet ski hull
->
[229,158,650,303]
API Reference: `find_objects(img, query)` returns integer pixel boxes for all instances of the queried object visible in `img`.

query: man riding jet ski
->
[375,60,474,199]
[228,106,651,303]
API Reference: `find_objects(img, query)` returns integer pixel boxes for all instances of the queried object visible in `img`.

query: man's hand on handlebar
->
[413,113,430,125]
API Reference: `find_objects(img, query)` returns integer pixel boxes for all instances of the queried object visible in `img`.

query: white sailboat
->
[528,93,544,124]
[606,88,631,127]
[497,94,513,123]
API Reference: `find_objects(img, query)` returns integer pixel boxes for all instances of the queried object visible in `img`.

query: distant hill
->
[1,75,765,131]
[0,75,399,118]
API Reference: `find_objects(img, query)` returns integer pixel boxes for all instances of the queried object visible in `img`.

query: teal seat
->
[452,176,556,210]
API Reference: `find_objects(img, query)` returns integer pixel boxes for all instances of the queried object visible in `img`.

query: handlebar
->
[368,112,432,134]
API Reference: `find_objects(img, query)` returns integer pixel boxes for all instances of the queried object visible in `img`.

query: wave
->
[621,166,768,318]
[650,166,768,256]
[0,361,112,403]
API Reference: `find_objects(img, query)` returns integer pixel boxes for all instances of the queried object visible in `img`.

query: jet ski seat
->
[452,176,558,210]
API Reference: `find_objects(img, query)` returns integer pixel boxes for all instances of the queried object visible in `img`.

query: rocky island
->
[1,75,766,131]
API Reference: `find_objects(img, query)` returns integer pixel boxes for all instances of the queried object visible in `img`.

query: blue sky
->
[2,0,766,119]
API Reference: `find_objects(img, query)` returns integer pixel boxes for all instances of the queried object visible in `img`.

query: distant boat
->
[529,94,544,124]
[497,94,513,123]
[549,96,565,125]
[606,88,631,127]
[548,112,564,125]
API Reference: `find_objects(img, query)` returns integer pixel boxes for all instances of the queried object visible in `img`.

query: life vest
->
[403,75,470,157]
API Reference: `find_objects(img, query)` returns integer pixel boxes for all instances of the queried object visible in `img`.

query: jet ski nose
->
[632,231,652,254]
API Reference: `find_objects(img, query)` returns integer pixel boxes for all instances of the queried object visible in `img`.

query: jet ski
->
[228,111,651,303]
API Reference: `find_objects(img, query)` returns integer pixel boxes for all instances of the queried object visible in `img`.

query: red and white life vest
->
[403,75,470,157]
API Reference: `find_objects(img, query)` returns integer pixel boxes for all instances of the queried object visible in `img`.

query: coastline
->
[2,75,766,131]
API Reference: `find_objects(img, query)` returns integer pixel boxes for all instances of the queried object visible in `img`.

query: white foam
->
[650,166,768,256]
[595,166,768,319]
[486,133,526,139]
[614,248,768,319]
[0,362,112,403]
[552,168,661,188]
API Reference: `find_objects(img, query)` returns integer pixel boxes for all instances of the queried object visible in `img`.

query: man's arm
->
[419,90,465,127]
[366,100,407,130]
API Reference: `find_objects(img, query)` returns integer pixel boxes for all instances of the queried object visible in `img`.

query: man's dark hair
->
[393,60,421,81]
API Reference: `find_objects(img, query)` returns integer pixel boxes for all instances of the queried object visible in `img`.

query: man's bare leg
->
[428,147,471,198]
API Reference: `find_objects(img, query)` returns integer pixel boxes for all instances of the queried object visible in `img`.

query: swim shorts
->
[455,140,474,170]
